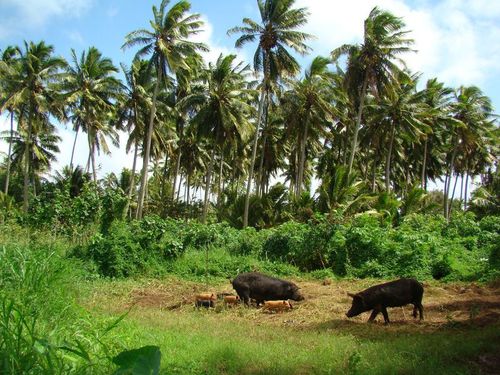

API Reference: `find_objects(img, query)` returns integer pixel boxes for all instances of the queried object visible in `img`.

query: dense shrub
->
[68,213,499,282]
[167,247,299,280]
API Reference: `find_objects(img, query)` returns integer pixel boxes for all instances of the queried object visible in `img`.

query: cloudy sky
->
[1,0,499,183]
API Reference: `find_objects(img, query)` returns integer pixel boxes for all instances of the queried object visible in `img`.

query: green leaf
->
[112,345,161,375]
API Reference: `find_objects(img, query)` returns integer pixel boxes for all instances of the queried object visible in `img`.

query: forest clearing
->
[83,277,500,374]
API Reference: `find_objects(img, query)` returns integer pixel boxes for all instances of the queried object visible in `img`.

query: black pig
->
[346,278,424,324]
[231,272,304,306]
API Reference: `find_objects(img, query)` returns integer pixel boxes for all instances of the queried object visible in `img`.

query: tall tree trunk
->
[4,110,14,195]
[23,110,33,212]
[421,138,428,191]
[136,70,161,219]
[295,141,300,195]
[126,141,139,219]
[186,172,191,206]
[243,85,266,228]
[217,152,224,207]
[176,174,183,201]
[298,112,310,197]
[257,98,270,198]
[70,127,79,170]
[85,151,91,173]
[171,133,183,201]
[443,171,449,214]
[464,172,470,210]
[202,147,216,223]
[257,131,267,197]
[448,173,459,218]
[371,157,377,193]
[347,75,368,177]
[90,140,97,183]
[160,152,169,200]
[459,172,464,210]
[385,122,396,192]
[444,142,458,220]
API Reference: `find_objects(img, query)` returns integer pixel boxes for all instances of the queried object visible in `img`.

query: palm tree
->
[4,41,66,211]
[123,0,207,219]
[444,86,495,219]
[371,71,428,192]
[63,47,123,183]
[183,54,254,223]
[116,60,154,216]
[418,78,455,191]
[228,0,313,227]
[331,7,414,178]
[3,121,61,194]
[284,56,334,196]
[170,54,204,202]
[0,45,21,195]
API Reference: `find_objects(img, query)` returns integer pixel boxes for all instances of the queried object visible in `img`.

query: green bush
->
[69,212,499,282]
[228,227,270,256]
[167,247,299,281]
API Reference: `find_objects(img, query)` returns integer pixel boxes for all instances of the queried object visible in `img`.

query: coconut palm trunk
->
[125,141,139,219]
[421,138,428,191]
[70,127,79,169]
[4,110,14,195]
[464,172,470,210]
[385,121,396,192]
[371,157,377,192]
[243,86,266,228]
[171,148,182,201]
[217,152,224,207]
[202,146,216,223]
[297,112,310,196]
[176,174,183,201]
[444,142,458,220]
[347,76,368,177]
[256,132,267,197]
[136,69,161,219]
[448,172,459,218]
[23,110,33,212]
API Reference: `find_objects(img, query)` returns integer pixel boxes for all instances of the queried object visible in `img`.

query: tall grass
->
[0,232,122,373]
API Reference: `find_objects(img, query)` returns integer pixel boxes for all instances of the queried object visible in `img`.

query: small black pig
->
[231,272,304,306]
[346,278,424,324]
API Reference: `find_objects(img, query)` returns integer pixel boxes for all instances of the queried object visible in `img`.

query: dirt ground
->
[110,277,500,330]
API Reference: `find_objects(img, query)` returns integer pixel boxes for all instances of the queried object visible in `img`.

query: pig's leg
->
[417,303,424,320]
[381,307,390,324]
[238,287,251,306]
[368,308,379,322]
[412,304,418,318]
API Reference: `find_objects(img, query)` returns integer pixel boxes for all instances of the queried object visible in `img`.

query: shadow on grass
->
[203,346,304,375]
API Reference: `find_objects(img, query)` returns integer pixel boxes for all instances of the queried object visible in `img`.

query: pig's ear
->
[347,292,357,298]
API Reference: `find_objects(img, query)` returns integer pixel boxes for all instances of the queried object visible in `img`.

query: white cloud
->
[68,31,84,45]
[53,125,135,180]
[107,5,119,18]
[0,0,92,39]
[193,15,249,67]
[296,0,500,88]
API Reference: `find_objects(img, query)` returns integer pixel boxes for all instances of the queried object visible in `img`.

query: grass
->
[83,276,500,374]
[1,227,499,374]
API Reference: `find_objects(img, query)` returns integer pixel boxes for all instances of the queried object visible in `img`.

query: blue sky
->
[1,0,499,183]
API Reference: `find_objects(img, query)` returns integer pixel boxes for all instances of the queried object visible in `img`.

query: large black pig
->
[346,278,424,324]
[231,272,304,306]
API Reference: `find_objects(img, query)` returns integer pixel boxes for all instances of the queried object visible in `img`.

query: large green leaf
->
[113,345,161,375]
